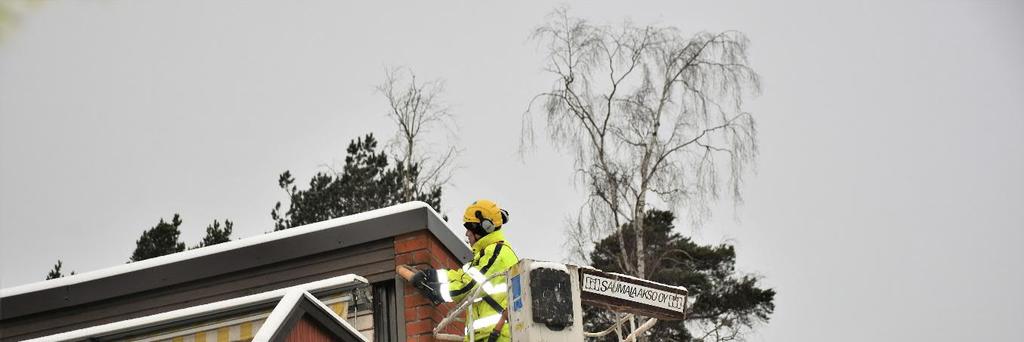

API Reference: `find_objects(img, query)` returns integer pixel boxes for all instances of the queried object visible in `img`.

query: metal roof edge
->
[423,206,474,263]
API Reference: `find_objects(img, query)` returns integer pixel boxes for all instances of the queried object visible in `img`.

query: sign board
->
[578,268,688,320]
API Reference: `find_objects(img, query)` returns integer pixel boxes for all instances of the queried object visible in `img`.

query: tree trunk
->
[403,141,414,202]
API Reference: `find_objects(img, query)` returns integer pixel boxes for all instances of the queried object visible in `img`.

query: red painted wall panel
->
[287,315,338,342]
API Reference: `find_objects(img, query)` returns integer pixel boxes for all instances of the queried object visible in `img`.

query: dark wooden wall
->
[0,238,395,342]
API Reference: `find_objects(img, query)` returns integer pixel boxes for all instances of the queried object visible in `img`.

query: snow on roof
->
[26,274,368,342]
[529,260,569,273]
[2,201,442,298]
[251,290,305,342]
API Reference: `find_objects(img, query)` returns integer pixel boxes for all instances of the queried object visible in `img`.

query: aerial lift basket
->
[433,259,688,342]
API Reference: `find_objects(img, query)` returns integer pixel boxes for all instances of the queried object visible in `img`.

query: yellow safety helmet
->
[462,199,509,236]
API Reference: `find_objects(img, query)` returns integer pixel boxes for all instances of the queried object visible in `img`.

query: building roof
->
[27,275,370,342]
[1,201,471,321]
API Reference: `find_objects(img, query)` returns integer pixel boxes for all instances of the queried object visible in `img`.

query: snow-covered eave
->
[26,274,368,342]
[2,201,458,299]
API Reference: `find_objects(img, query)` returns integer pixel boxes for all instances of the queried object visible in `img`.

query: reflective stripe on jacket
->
[437,230,518,341]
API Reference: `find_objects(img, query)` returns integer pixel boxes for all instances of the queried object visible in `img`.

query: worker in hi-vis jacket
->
[397,199,519,342]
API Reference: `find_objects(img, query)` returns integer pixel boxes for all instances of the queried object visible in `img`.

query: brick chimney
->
[394,231,466,341]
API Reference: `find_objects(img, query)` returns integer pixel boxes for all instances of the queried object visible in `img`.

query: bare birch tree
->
[377,67,459,204]
[524,8,761,280]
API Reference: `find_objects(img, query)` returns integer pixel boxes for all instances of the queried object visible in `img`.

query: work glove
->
[410,269,445,305]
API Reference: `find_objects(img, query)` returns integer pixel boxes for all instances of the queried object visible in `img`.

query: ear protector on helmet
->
[464,208,509,236]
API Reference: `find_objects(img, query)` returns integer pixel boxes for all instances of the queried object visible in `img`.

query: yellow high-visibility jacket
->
[439,230,519,341]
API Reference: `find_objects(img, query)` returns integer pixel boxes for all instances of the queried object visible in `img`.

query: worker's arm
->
[449,243,517,303]
[396,265,461,305]
[445,266,477,303]
[396,262,483,304]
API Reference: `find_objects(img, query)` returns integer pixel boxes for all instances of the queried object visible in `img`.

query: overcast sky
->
[2,1,1022,341]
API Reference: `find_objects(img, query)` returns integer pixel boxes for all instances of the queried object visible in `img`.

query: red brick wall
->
[394,230,466,342]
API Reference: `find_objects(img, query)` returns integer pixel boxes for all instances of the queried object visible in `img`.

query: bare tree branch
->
[524,14,763,341]
[377,66,460,206]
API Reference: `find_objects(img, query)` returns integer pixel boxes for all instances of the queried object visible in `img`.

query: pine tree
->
[271,134,441,230]
[45,259,74,280]
[129,214,186,262]
[194,219,233,248]
[586,210,775,341]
